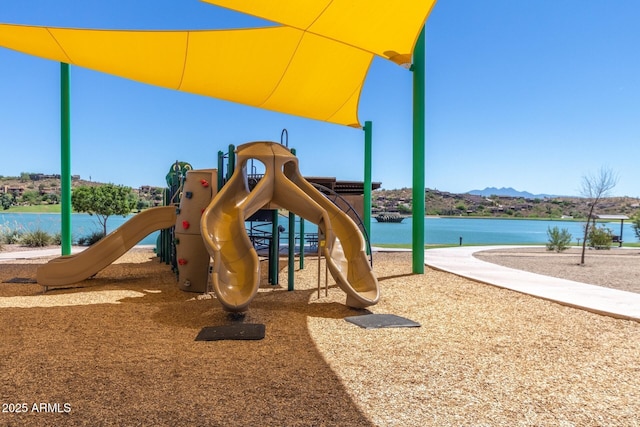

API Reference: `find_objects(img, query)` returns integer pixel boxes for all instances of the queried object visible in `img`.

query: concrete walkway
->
[0,245,156,262]
[425,245,640,321]
[0,246,86,261]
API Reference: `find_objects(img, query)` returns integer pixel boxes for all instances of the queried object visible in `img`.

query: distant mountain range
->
[467,187,557,199]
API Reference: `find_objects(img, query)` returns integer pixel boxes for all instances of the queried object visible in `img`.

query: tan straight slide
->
[37,206,176,287]
[201,141,379,312]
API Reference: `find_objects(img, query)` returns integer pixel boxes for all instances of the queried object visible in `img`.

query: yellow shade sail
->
[0,1,436,127]
[201,0,438,66]
[0,23,371,127]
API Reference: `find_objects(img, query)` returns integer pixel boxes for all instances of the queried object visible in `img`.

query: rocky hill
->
[0,174,164,208]
[2,173,639,219]
[373,188,640,219]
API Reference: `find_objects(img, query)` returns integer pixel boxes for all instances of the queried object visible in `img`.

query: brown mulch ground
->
[0,248,639,426]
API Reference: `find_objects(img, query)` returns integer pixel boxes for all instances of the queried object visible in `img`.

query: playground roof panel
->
[0,1,437,127]
[201,0,438,66]
[0,23,371,126]
[595,215,630,220]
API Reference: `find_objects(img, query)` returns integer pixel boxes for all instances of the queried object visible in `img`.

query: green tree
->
[20,190,40,205]
[546,226,572,252]
[72,184,136,236]
[136,199,150,211]
[397,203,411,214]
[0,193,13,210]
[633,214,640,241]
[42,193,59,204]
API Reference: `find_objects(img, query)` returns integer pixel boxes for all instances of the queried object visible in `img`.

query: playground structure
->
[202,141,378,312]
[36,141,379,312]
[1,0,434,286]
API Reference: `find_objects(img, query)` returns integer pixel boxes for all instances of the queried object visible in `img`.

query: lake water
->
[1,212,637,246]
[372,217,638,245]
[0,212,161,245]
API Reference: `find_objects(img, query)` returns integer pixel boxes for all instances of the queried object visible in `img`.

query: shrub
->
[20,229,53,247]
[587,226,613,250]
[633,214,640,241]
[52,232,62,246]
[546,226,572,252]
[0,227,23,244]
[77,231,106,246]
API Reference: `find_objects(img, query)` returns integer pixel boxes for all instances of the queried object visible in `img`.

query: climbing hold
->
[178,258,188,266]
[185,191,193,199]
[200,179,210,188]
[175,208,181,214]
[201,208,205,215]
[175,238,180,244]
[182,220,190,230]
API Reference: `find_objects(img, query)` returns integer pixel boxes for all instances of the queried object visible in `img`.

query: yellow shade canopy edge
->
[200,0,438,66]
[0,23,366,126]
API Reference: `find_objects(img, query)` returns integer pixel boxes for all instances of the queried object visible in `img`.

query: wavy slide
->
[37,206,177,287]
[201,141,379,312]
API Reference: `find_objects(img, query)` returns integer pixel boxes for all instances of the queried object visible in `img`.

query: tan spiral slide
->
[201,141,379,312]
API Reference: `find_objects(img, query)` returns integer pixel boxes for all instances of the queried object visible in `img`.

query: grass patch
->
[622,242,640,248]
[5,204,63,213]
[373,242,549,250]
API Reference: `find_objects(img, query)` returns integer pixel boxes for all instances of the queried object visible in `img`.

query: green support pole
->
[363,121,373,254]
[217,150,224,190]
[299,219,305,270]
[288,147,296,289]
[60,63,72,256]
[227,144,235,180]
[288,212,295,291]
[270,210,279,285]
[412,27,426,274]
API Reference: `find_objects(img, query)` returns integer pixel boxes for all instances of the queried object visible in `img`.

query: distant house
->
[139,185,153,195]
[29,173,62,181]
[2,185,25,196]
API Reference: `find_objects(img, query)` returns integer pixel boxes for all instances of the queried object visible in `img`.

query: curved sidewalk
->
[0,245,156,262]
[425,245,640,322]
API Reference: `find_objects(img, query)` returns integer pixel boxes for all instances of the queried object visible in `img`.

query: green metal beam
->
[270,209,279,285]
[288,147,297,290]
[412,27,426,273]
[217,150,224,190]
[288,212,295,290]
[227,144,235,180]
[60,63,72,256]
[299,218,305,269]
[363,121,372,252]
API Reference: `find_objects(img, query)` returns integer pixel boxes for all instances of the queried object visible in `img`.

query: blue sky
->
[1,0,639,197]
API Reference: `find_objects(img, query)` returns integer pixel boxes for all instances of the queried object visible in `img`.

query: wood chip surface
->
[0,248,638,426]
